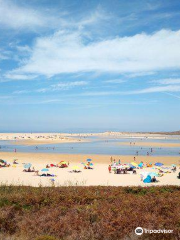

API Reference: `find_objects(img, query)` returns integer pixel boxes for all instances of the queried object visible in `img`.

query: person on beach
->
[110,156,113,163]
[108,165,111,173]
[134,156,136,161]
[13,159,18,164]
[151,176,157,182]
[118,159,121,165]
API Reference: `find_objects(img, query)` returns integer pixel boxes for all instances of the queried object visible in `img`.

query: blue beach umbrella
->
[155,162,164,167]
[24,163,32,169]
[129,164,136,169]
[149,172,158,177]
[87,159,92,162]
[41,168,49,172]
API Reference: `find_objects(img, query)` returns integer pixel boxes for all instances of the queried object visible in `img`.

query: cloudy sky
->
[0,0,180,132]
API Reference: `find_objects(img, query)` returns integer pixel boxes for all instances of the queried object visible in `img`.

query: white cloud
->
[36,81,88,93]
[0,0,43,29]
[151,78,180,85]
[105,79,126,84]
[81,84,180,96]
[13,90,30,94]
[5,74,37,81]
[51,81,88,90]
[0,0,63,30]
[9,29,180,78]
[125,71,155,78]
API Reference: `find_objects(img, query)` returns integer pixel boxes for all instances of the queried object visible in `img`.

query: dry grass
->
[0,185,179,240]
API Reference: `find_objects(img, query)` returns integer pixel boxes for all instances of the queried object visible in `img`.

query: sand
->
[0,133,87,145]
[0,152,179,187]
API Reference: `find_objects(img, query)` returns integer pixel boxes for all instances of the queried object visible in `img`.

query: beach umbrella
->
[140,171,149,177]
[87,159,92,162]
[89,163,93,166]
[24,163,32,169]
[155,162,164,167]
[59,161,67,165]
[0,159,6,163]
[72,166,79,170]
[149,172,158,177]
[41,168,49,172]
[59,161,67,164]
[131,162,138,167]
[129,164,136,169]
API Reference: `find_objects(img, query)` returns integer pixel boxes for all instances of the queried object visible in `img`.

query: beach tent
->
[143,175,151,183]
[138,162,143,168]
[155,163,164,167]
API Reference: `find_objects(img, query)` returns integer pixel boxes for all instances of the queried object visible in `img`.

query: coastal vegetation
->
[0,185,179,240]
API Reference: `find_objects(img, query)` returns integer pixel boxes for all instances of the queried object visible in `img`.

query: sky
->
[0,0,180,132]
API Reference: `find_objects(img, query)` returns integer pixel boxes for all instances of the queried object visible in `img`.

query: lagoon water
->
[0,137,180,156]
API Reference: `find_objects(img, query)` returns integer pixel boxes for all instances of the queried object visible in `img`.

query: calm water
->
[0,137,180,156]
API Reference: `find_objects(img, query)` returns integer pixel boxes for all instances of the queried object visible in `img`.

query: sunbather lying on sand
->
[23,167,35,172]
[40,173,57,177]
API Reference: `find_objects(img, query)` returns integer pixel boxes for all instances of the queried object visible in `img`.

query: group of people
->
[46,162,69,168]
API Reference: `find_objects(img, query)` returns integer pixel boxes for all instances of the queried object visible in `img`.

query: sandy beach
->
[0,133,87,145]
[0,152,179,187]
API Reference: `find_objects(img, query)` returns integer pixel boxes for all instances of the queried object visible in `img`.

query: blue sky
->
[0,0,180,132]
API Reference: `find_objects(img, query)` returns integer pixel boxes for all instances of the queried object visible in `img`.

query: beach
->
[0,151,179,187]
[0,133,87,145]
